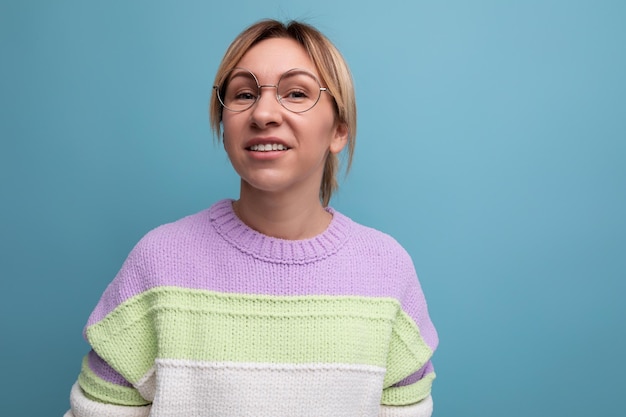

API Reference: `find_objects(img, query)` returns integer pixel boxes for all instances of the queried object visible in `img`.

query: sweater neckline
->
[209,199,352,264]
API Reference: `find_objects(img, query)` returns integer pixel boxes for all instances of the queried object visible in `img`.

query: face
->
[221,37,348,200]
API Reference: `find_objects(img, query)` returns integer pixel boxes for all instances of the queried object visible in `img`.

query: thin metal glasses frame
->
[213,67,330,114]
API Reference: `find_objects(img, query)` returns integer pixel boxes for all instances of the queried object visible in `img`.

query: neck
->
[234,181,332,240]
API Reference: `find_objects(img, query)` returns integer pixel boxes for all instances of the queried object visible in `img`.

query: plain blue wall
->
[1,0,625,415]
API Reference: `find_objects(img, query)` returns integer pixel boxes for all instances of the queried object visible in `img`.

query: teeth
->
[249,144,287,152]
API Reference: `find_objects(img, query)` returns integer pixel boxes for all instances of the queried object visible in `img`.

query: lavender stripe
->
[88,350,132,387]
[393,361,435,387]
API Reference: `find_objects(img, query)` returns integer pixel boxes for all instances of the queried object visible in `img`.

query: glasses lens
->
[219,69,258,112]
[277,70,322,113]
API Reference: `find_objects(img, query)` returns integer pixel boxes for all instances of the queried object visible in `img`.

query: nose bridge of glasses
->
[257,84,280,98]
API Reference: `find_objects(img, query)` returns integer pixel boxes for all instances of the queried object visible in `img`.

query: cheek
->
[222,112,242,135]
[222,118,232,138]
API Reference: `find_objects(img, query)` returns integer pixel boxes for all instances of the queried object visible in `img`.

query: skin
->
[222,38,348,240]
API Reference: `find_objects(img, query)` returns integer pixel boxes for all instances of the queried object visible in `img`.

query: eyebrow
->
[234,67,321,82]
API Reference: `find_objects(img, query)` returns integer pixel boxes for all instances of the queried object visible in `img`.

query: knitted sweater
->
[65,199,438,417]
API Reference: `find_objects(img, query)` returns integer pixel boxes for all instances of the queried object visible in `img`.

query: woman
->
[65,19,438,417]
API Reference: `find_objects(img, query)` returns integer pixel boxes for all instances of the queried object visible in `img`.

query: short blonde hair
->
[209,19,357,207]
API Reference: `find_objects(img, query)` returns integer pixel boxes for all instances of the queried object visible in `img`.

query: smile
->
[247,144,289,152]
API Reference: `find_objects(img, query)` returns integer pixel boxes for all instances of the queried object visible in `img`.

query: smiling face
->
[221,37,348,201]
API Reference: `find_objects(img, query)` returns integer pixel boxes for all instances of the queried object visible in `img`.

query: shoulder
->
[115,201,229,280]
[141,208,212,243]
[85,202,222,322]
[132,200,227,253]
[338,210,413,262]
[332,209,417,284]
[329,210,426,304]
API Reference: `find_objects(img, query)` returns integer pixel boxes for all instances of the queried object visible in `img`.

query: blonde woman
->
[65,19,438,417]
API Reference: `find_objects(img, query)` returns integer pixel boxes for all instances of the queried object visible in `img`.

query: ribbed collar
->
[209,199,352,264]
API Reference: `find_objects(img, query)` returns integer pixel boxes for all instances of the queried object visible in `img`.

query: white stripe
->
[146,359,387,417]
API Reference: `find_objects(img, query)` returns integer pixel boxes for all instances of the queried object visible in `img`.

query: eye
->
[282,88,309,102]
[234,91,257,101]
[288,89,307,98]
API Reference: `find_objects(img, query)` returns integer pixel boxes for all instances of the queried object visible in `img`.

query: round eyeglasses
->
[214,67,330,113]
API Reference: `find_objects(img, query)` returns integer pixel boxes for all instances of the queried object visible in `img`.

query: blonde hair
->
[209,19,357,207]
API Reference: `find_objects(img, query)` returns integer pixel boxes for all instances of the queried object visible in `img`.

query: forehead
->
[236,37,319,80]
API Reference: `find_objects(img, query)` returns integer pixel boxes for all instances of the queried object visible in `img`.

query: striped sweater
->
[65,199,438,417]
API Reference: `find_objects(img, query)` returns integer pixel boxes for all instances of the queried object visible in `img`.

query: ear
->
[329,122,349,154]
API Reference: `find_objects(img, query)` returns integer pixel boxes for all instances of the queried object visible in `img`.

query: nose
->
[249,85,283,128]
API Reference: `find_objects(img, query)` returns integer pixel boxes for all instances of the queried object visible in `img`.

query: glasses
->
[214,67,329,113]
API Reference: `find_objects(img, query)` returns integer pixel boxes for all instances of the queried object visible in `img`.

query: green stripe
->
[87,287,431,384]
[381,372,436,405]
[78,356,150,406]
[383,311,434,386]
[86,297,158,383]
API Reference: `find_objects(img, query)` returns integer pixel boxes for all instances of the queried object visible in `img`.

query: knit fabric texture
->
[65,199,438,417]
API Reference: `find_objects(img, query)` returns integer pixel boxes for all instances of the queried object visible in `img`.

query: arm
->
[66,237,157,416]
[379,395,433,417]
[65,382,150,417]
[65,351,152,417]
[379,361,436,417]
[380,255,439,417]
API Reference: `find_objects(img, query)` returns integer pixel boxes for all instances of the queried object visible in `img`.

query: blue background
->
[1,1,625,416]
